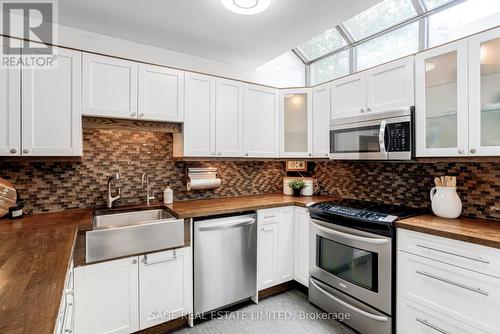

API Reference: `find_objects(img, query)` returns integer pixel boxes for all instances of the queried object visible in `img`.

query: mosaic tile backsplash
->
[0,128,499,221]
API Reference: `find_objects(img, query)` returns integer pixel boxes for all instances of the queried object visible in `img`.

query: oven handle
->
[310,279,389,322]
[379,120,388,157]
[312,221,389,245]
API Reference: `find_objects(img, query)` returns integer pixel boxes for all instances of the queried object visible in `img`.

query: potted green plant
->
[288,179,306,197]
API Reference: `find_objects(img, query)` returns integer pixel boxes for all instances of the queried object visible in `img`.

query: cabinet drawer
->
[398,296,489,334]
[398,229,500,278]
[398,251,500,333]
[258,208,279,225]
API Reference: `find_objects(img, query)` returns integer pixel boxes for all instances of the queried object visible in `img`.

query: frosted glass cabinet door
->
[469,27,500,156]
[415,40,469,157]
[280,88,312,157]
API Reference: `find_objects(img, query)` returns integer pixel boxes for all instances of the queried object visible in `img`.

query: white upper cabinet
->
[138,64,184,122]
[331,56,414,121]
[22,48,82,156]
[415,40,469,157]
[183,72,216,156]
[468,27,500,156]
[280,88,312,158]
[312,82,331,158]
[139,248,192,330]
[366,56,414,113]
[331,72,366,119]
[82,53,138,119]
[0,42,20,156]
[215,78,244,157]
[244,84,280,157]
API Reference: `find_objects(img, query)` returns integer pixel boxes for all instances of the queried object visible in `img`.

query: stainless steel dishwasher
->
[194,213,257,315]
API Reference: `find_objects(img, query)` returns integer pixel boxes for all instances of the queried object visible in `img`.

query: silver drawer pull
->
[142,251,177,266]
[416,318,450,334]
[417,244,490,264]
[263,214,277,219]
[416,270,489,296]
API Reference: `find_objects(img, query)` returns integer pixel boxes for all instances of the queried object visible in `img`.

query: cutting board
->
[0,178,17,218]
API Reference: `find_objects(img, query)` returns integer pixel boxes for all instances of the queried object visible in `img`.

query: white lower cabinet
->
[398,297,488,334]
[139,248,192,330]
[294,207,310,287]
[74,247,192,334]
[257,206,310,290]
[397,229,500,334]
[74,256,139,334]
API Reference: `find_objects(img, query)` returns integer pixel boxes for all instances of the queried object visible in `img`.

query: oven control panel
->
[312,203,397,223]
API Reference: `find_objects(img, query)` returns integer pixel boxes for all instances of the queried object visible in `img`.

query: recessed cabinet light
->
[220,0,270,15]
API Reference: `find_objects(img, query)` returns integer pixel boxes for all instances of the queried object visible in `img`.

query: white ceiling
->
[58,0,378,67]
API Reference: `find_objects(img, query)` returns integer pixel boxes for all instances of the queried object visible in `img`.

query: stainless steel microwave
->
[329,108,414,160]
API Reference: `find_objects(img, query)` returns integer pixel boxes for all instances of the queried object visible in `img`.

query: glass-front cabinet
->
[280,88,312,157]
[416,27,500,157]
[415,40,469,157]
[468,28,500,156]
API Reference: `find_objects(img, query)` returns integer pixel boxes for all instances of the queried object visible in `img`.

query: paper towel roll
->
[187,178,221,191]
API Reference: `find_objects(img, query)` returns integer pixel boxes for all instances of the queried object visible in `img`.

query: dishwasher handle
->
[198,218,256,232]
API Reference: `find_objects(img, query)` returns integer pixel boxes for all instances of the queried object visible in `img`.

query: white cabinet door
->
[280,88,312,158]
[138,64,184,122]
[468,27,500,156]
[215,78,244,157]
[278,207,294,283]
[415,40,469,157]
[82,53,138,119]
[244,84,280,157]
[139,247,192,330]
[184,72,216,157]
[331,72,366,120]
[0,42,20,156]
[74,256,139,334]
[312,82,331,158]
[258,222,279,290]
[294,207,310,287]
[366,56,414,114]
[22,48,82,156]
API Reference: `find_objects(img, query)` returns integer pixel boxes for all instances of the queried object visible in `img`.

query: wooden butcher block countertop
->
[164,193,337,219]
[0,208,92,334]
[396,214,500,249]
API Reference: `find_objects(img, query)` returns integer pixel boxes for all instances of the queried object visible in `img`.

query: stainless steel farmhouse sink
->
[86,209,184,263]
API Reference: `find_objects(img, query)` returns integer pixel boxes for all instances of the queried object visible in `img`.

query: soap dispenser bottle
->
[164,185,173,204]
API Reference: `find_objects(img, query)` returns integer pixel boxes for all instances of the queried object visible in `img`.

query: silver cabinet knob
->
[367,108,372,112]
[139,113,144,118]
[458,149,464,154]
[211,152,216,156]
[360,108,365,113]
[309,153,312,157]
[23,149,29,154]
[470,148,477,154]
[324,153,328,157]
[131,112,137,117]
[10,148,17,154]
[132,259,137,264]
[245,153,249,156]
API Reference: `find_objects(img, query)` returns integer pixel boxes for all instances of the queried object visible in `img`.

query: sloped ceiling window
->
[343,0,417,41]
[356,21,419,70]
[429,0,500,47]
[422,0,454,10]
[311,50,350,84]
[297,28,347,61]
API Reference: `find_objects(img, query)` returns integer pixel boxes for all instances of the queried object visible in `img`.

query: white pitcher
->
[430,186,462,219]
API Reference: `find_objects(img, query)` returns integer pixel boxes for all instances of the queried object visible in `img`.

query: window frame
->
[297,0,471,85]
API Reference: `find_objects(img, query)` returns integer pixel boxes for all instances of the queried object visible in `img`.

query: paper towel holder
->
[187,167,221,191]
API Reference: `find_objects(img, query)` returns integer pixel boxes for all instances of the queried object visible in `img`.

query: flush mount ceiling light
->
[221,0,270,15]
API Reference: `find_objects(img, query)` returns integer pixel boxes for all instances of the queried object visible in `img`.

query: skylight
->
[343,0,417,41]
[297,28,346,61]
[422,0,454,10]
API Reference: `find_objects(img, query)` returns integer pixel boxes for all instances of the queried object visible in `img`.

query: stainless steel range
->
[307,200,422,334]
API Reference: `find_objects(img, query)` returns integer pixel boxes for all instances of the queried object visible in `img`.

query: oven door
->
[330,119,388,160]
[309,219,392,315]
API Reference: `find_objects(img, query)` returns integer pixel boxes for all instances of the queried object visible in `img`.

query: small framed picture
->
[286,161,307,172]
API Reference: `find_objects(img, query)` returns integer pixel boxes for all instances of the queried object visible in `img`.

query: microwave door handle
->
[379,120,388,157]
